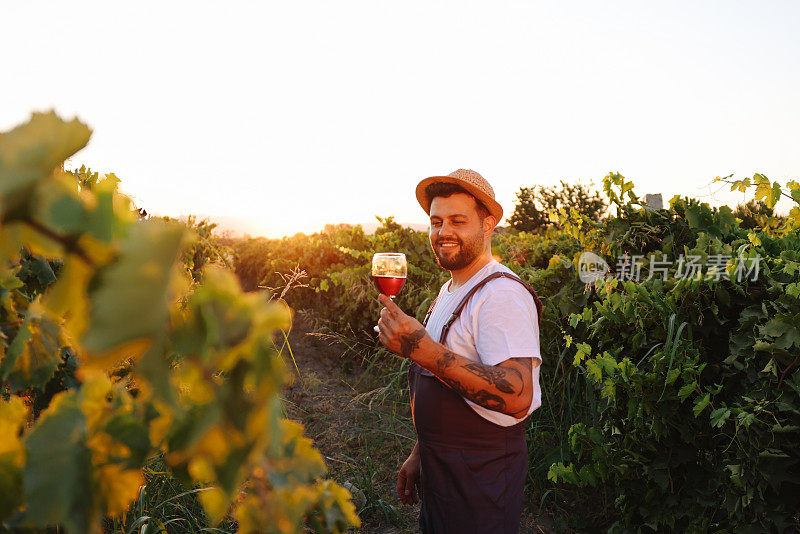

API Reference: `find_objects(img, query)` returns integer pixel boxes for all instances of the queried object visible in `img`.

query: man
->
[377,169,543,534]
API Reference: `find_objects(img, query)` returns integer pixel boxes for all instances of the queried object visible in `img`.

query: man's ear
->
[483,215,497,237]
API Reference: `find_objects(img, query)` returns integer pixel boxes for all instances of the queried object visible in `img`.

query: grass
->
[286,323,420,532]
[104,455,236,534]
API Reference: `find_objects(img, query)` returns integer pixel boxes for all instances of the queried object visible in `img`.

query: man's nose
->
[439,221,455,237]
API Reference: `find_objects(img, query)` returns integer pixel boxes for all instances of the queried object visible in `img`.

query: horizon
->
[174,188,788,240]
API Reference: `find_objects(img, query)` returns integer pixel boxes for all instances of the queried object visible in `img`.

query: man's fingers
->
[402,480,414,505]
[406,474,418,504]
[398,468,421,505]
[397,471,405,502]
[378,293,403,314]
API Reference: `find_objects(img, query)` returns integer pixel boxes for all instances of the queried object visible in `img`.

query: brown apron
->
[410,367,528,533]
[409,271,543,534]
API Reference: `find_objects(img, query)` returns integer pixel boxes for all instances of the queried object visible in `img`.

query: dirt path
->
[281,318,551,534]
[282,318,419,533]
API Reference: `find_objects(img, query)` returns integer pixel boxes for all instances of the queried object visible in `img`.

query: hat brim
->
[416,176,503,222]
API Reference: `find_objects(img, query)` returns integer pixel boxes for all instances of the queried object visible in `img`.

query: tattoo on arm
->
[439,376,507,412]
[431,353,535,414]
[509,358,533,396]
[472,390,507,412]
[436,350,458,371]
[462,363,517,394]
[399,328,427,358]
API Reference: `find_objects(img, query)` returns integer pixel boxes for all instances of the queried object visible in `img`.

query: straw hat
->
[416,169,503,222]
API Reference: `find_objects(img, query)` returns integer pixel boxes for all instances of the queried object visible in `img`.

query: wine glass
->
[372,253,407,333]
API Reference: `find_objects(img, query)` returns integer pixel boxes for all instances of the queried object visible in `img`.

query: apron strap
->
[438,271,543,344]
[422,296,439,326]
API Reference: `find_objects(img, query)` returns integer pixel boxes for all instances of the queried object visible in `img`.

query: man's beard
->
[432,232,484,271]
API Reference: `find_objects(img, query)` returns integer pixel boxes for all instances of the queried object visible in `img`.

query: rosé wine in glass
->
[372,253,407,333]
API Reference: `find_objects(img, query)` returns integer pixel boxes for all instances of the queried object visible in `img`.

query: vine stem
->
[22,218,95,267]
[716,177,799,205]
[777,356,799,390]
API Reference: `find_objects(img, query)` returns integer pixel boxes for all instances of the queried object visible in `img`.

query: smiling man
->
[377,169,543,534]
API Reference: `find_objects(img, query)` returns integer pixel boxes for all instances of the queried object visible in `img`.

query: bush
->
[233,217,448,335]
[547,173,800,532]
[509,180,606,232]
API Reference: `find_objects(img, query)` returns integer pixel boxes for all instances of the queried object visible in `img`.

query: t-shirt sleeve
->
[472,287,541,367]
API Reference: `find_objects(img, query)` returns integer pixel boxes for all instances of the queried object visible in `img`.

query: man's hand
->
[377,294,430,359]
[397,443,421,505]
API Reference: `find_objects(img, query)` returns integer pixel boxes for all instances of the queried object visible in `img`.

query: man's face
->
[428,193,489,271]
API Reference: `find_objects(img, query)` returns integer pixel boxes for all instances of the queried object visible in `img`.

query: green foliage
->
[0,112,359,533]
[234,223,369,293]
[717,173,800,232]
[546,174,800,532]
[493,228,583,271]
[234,217,447,335]
[509,180,606,232]
[734,199,777,230]
[156,214,232,283]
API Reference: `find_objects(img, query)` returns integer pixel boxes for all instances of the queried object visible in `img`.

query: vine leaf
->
[0,398,27,521]
[23,394,92,534]
[710,407,731,428]
[0,305,62,391]
[788,206,800,226]
[0,111,91,220]
[753,174,782,209]
[81,221,186,368]
[692,393,711,417]
[677,382,696,402]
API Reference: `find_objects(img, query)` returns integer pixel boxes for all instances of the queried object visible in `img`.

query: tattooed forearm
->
[472,390,507,412]
[462,363,517,394]
[424,345,534,415]
[439,376,507,412]
[399,328,427,358]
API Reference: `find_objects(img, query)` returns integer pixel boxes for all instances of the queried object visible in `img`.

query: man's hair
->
[425,182,491,219]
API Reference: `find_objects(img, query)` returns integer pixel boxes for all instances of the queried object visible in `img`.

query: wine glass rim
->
[373,252,406,257]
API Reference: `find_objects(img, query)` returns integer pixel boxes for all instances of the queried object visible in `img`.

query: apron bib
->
[410,367,527,534]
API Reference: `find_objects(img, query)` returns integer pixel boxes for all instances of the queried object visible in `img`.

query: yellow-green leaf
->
[81,220,185,367]
[0,306,62,391]
[23,393,92,534]
[0,111,91,220]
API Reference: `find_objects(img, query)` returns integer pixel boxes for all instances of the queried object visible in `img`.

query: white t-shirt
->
[422,260,542,427]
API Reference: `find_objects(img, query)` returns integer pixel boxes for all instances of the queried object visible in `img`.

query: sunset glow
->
[3,1,799,237]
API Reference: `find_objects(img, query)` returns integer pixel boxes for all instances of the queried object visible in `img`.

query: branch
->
[260,265,310,301]
[22,218,95,267]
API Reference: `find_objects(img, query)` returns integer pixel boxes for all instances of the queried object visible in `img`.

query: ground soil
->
[282,317,553,534]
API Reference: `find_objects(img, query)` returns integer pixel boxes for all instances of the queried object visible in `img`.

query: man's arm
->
[378,294,536,418]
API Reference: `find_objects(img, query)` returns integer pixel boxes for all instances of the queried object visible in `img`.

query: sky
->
[3,1,799,238]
